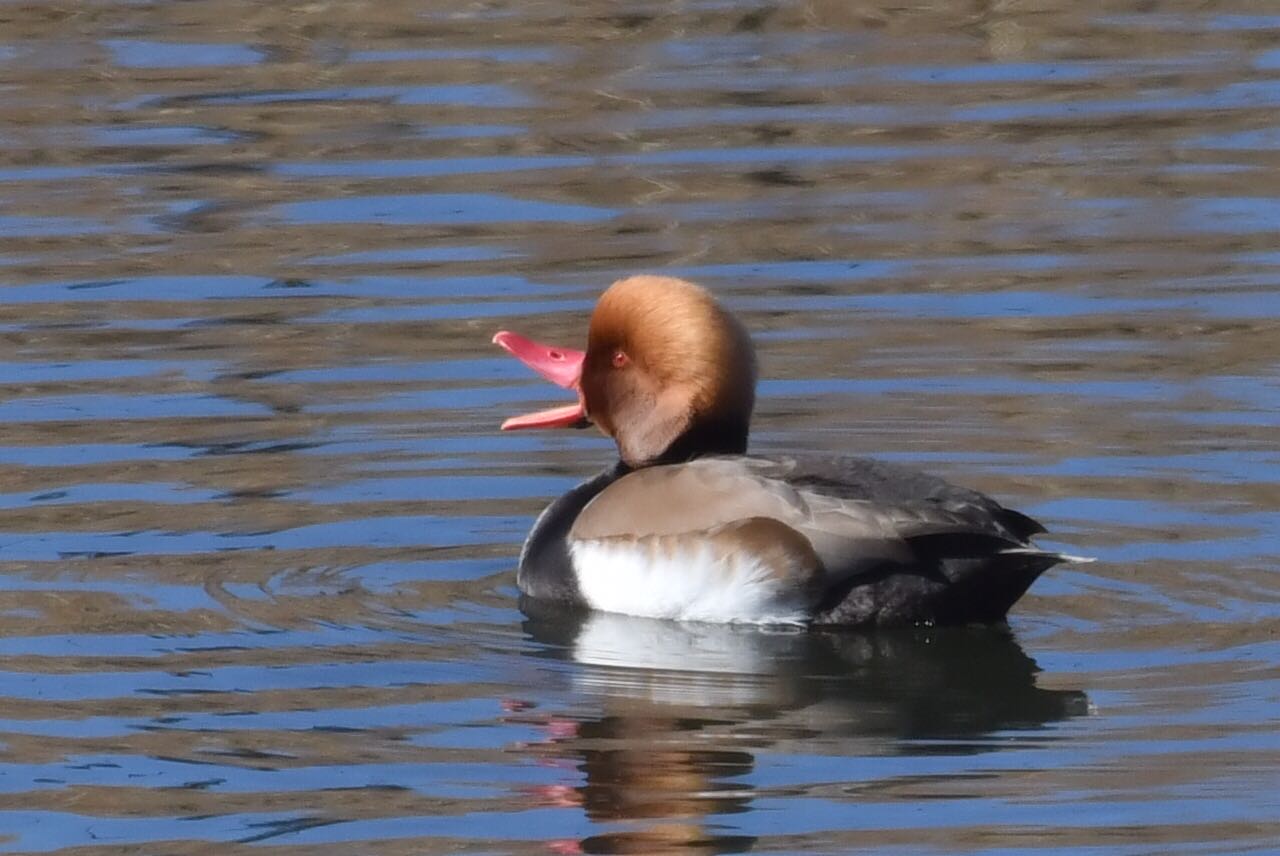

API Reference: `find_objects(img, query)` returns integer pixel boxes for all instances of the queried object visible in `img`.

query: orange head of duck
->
[494,275,757,467]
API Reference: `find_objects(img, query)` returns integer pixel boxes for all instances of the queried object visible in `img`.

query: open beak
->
[493,330,588,430]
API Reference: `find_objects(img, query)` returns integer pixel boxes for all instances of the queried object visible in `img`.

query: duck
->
[493,275,1087,627]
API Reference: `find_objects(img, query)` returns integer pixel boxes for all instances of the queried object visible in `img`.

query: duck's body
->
[496,276,1083,628]
[517,454,1060,627]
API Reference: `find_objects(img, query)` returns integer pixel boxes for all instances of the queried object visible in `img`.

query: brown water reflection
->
[518,612,1089,854]
[1,0,1279,853]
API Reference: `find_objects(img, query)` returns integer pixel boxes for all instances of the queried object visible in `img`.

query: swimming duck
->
[494,275,1084,626]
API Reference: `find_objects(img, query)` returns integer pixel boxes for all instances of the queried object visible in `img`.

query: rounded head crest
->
[581,275,756,466]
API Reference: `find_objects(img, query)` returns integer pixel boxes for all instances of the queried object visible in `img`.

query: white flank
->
[570,538,810,625]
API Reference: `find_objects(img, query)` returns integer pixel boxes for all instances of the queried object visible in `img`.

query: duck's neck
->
[640,415,750,468]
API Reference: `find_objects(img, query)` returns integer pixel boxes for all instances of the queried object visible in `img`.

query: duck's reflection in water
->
[514,602,1088,855]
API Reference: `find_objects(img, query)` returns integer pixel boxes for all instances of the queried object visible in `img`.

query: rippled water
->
[1,1,1278,853]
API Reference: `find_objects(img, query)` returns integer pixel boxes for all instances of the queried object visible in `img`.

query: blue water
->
[0,1,1278,853]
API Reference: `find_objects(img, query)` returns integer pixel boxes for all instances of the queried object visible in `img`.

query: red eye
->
[611,350,629,368]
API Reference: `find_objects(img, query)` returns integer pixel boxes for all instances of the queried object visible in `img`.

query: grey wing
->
[770,453,1047,542]
[742,456,1042,580]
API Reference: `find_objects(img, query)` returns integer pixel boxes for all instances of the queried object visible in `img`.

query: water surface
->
[1,1,1278,853]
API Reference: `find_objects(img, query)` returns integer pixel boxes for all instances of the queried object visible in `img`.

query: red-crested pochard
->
[494,275,1086,626]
